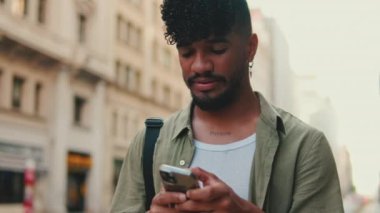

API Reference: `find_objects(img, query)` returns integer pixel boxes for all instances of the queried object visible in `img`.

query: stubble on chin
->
[191,86,237,111]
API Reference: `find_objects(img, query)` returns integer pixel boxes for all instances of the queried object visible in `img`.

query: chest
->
[190,139,256,200]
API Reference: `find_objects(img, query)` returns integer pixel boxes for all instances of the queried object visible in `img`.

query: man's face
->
[177,32,251,111]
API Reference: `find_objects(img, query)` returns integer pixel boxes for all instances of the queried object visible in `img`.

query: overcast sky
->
[249,0,380,196]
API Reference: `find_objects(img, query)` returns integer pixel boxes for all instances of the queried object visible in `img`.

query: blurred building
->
[250,10,274,102]
[251,9,296,114]
[0,0,188,212]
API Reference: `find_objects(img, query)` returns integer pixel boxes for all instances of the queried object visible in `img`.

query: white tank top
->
[190,134,256,200]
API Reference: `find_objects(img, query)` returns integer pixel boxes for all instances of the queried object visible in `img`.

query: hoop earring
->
[249,61,254,77]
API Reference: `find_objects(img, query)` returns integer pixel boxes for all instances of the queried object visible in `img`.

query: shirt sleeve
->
[289,133,344,213]
[110,129,146,213]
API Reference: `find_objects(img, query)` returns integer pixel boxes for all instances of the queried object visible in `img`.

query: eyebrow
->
[176,36,230,48]
[207,37,229,44]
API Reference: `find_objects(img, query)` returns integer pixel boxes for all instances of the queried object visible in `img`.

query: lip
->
[192,79,217,92]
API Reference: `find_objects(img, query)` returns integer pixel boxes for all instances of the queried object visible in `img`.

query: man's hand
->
[175,167,263,213]
[149,189,187,213]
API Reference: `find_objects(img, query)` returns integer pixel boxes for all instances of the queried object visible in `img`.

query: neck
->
[191,86,261,144]
[194,82,260,121]
[197,92,258,120]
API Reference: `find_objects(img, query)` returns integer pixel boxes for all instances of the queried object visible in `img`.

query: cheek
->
[213,55,239,74]
[179,60,190,83]
[179,59,192,76]
[228,50,247,69]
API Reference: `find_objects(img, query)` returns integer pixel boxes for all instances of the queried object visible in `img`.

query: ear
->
[247,34,258,62]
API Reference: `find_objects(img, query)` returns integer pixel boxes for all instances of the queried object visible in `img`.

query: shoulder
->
[275,107,336,171]
[127,106,190,151]
[276,106,325,144]
[273,106,334,162]
[275,109,343,212]
[257,92,324,144]
[125,128,146,160]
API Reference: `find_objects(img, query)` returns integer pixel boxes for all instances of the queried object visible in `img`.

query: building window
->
[73,96,86,125]
[0,171,24,204]
[126,22,132,44]
[127,24,142,51]
[11,0,28,17]
[34,83,42,115]
[37,0,47,23]
[115,60,122,85]
[112,111,117,136]
[116,15,128,43]
[116,15,122,41]
[78,14,87,43]
[135,71,141,92]
[67,152,90,212]
[12,76,24,110]
[125,66,132,90]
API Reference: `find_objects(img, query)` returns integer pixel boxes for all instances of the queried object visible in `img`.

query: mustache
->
[187,71,226,85]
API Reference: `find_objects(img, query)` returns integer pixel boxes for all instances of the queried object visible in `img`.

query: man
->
[111,0,344,212]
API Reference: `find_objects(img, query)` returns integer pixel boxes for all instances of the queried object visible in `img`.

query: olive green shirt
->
[111,93,344,213]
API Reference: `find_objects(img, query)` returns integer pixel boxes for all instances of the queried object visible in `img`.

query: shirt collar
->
[171,102,193,141]
[256,92,286,134]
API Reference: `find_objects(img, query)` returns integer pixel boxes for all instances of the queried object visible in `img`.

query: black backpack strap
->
[143,117,163,211]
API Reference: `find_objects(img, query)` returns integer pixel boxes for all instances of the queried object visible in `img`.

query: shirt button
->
[179,160,186,166]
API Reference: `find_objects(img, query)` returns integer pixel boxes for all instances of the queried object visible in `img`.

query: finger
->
[187,182,230,202]
[149,204,179,213]
[175,199,217,212]
[190,167,219,184]
[187,168,229,202]
[151,192,187,206]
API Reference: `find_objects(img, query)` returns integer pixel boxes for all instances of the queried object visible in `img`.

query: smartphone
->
[159,164,200,193]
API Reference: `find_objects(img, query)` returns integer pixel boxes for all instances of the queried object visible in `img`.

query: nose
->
[191,53,213,74]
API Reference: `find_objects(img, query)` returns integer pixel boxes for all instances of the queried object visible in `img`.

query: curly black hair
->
[161,0,252,45]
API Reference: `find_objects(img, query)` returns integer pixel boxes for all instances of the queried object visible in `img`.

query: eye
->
[211,48,227,54]
[178,48,194,58]
[211,44,228,55]
[181,51,193,58]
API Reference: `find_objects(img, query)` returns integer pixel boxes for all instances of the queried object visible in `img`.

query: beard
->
[187,70,244,111]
